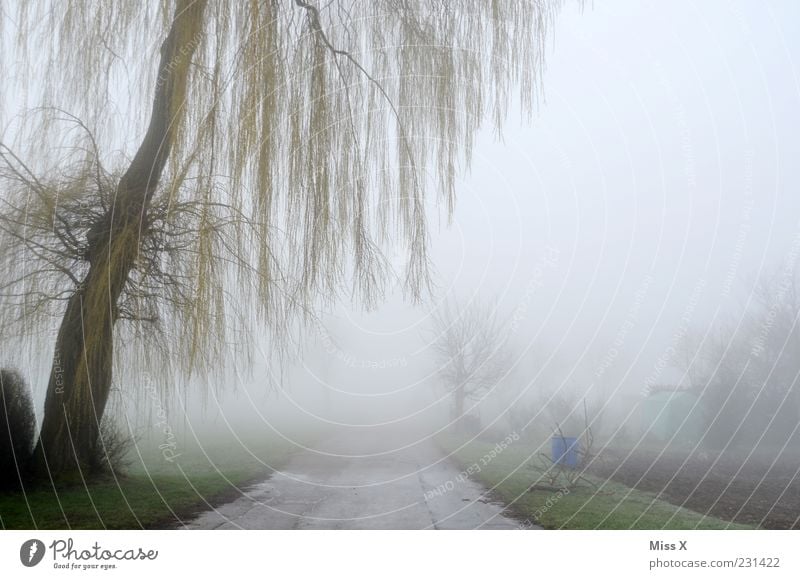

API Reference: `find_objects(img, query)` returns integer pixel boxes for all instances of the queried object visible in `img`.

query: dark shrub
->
[0,368,36,489]
[88,416,135,476]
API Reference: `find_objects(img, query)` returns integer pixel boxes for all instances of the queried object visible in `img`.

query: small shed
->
[640,388,705,444]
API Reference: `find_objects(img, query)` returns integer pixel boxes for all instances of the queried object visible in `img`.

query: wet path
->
[183,428,529,530]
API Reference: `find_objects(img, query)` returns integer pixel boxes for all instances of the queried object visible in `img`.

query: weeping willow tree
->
[0,0,566,476]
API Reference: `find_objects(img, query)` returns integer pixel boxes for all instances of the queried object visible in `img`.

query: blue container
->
[551,436,580,468]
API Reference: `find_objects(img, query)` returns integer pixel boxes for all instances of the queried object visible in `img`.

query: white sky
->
[330,0,800,405]
[4,0,800,422]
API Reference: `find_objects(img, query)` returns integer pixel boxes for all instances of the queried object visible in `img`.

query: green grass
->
[438,435,756,530]
[0,430,312,530]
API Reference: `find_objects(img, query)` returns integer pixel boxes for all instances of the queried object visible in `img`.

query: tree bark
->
[33,0,207,477]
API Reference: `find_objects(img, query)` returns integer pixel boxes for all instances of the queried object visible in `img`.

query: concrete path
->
[183,428,528,530]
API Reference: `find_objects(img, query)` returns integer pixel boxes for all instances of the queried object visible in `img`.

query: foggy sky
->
[314,0,800,419]
[5,1,800,435]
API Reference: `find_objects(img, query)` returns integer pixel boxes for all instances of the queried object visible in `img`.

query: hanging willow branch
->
[0,0,566,390]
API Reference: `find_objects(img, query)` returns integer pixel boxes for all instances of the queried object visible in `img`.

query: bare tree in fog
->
[746,268,800,442]
[430,301,511,430]
[674,268,800,449]
[0,1,566,477]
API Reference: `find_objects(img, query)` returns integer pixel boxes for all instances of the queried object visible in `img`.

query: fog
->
[115,0,800,456]
[3,0,800,532]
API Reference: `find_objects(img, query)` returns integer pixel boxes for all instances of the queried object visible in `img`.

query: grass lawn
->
[438,435,756,530]
[0,429,312,530]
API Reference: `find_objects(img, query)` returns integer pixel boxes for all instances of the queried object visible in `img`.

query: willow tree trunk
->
[33,0,207,477]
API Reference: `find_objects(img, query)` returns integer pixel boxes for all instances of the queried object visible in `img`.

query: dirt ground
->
[587,445,800,529]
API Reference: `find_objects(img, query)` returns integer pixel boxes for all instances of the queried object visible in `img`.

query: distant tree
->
[673,267,800,448]
[430,300,511,430]
[684,325,755,448]
[0,1,566,477]
[746,267,800,443]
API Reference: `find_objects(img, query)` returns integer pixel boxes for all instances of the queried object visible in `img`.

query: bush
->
[88,417,135,476]
[0,368,36,490]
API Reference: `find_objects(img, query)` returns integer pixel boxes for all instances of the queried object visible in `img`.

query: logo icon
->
[20,539,46,567]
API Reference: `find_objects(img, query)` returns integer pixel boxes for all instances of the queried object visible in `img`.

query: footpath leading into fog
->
[182,428,529,530]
